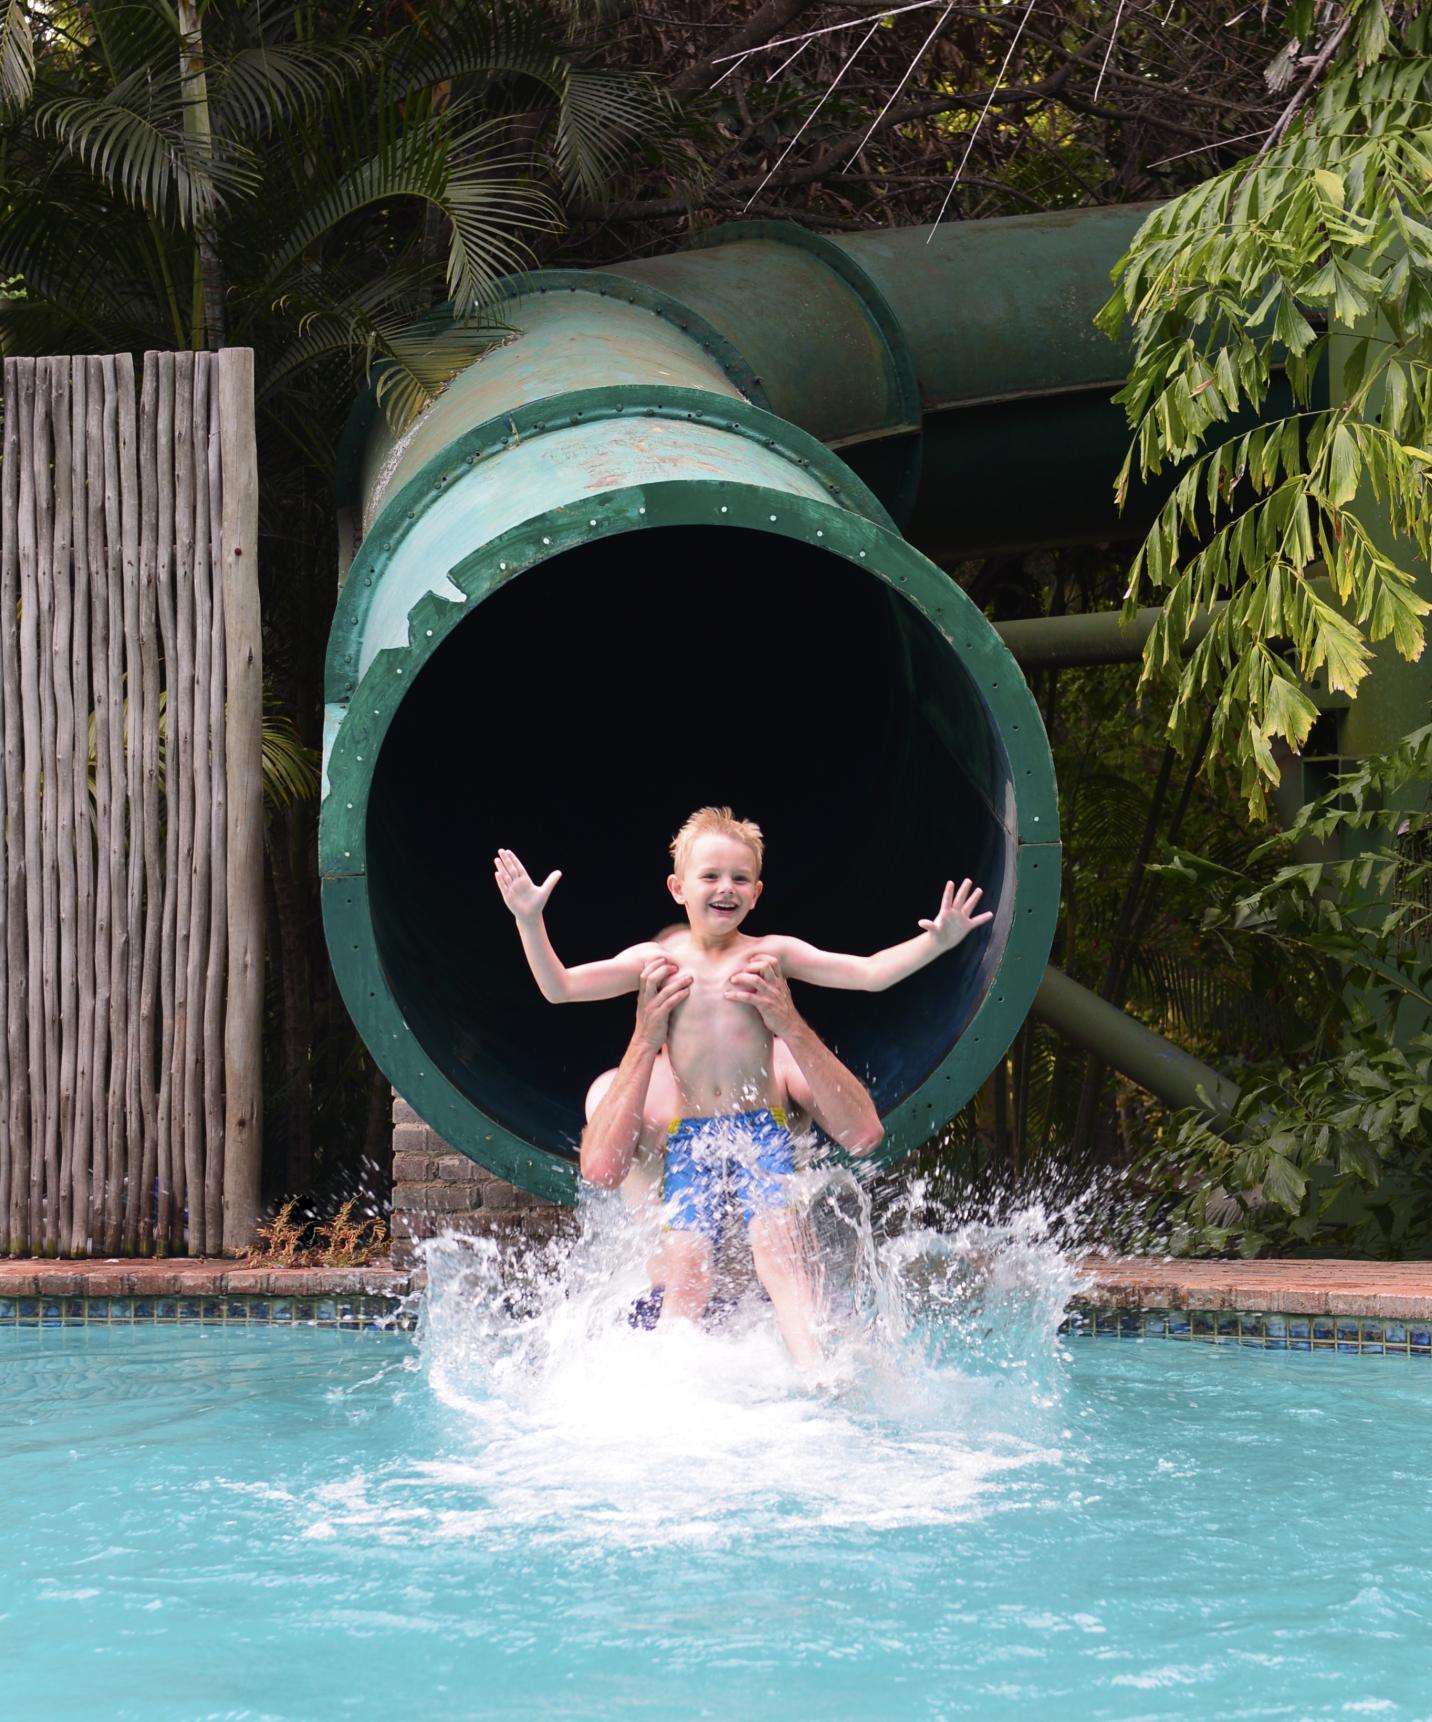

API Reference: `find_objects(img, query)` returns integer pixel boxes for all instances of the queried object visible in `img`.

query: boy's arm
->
[768,879,994,993]
[494,848,656,1002]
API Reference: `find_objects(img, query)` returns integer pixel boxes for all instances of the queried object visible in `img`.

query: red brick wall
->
[390,1095,572,1268]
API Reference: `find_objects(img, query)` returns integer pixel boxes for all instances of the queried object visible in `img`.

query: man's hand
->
[919,878,994,952]
[724,954,798,1035]
[494,848,562,923]
[633,956,692,1050]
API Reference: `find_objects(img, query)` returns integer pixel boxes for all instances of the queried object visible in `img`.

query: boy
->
[494,807,991,1361]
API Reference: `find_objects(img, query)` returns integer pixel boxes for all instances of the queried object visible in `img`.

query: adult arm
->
[725,956,884,1155]
[579,956,692,1187]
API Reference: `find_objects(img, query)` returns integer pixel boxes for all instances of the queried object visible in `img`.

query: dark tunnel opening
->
[367,527,1018,1157]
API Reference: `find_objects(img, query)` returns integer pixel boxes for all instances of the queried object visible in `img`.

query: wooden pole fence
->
[0,351,262,1256]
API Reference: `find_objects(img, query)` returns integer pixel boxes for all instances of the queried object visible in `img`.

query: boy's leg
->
[657,1123,722,1323]
[741,1122,823,1368]
[748,1207,823,1369]
[651,1229,715,1322]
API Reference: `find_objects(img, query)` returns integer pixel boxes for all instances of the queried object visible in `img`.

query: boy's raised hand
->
[919,878,994,951]
[494,848,562,922]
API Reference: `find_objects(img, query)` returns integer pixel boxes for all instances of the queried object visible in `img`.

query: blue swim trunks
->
[662,1107,795,1244]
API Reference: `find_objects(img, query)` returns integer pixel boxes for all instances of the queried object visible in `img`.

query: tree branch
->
[670,0,820,98]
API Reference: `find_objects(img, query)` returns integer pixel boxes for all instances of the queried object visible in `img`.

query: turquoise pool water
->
[6,1220,1432,1721]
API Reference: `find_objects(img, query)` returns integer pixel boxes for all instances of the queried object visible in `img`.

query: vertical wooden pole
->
[35,361,63,1255]
[117,356,144,1255]
[183,355,212,1257]
[219,348,262,1254]
[169,353,195,1248]
[203,366,227,1248]
[19,361,46,1251]
[86,357,111,1256]
[137,354,163,1253]
[50,359,77,1253]
[154,354,179,1253]
[0,361,16,1251]
[69,357,95,1256]
[4,357,33,1252]
[101,355,129,1253]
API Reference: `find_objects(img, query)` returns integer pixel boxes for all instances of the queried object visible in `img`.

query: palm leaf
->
[210,39,378,139]
[554,65,670,200]
[385,6,567,105]
[0,0,34,116]
[37,65,261,228]
[369,315,511,433]
[262,698,320,812]
[263,110,560,318]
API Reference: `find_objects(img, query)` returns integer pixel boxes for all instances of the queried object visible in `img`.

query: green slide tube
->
[323,208,1152,1202]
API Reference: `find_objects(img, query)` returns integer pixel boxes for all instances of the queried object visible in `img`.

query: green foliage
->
[260,693,320,812]
[0,0,33,115]
[1098,9,1432,813]
[1136,726,1432,1257]
[0,1,671,443]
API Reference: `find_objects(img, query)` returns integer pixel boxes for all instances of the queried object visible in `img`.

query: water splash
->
[393,1170,1087,1550]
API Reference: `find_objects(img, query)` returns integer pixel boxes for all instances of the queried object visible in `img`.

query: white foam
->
[329,1177,1091,1552]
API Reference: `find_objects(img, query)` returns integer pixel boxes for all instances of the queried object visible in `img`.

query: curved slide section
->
[323,208,1147,1201]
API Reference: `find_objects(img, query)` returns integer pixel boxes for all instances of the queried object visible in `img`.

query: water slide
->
[322,203,1222,1201]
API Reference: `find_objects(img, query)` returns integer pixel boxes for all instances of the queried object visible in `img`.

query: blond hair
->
[669,806,764,877]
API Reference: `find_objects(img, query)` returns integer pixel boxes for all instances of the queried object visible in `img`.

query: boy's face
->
[668,833,763,933]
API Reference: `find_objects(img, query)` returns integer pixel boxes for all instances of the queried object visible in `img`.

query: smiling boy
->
[494,807,992,1363]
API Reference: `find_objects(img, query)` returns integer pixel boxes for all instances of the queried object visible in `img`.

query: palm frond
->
[385,5,566,105]
[0,188,176,352]
[262,698,320,812]
[263,110,560,318]
[210,39,378,139]
[554,65,670,200]
[370,315,512,433]
[37,66,261,228]
[0,0,34,116]
[259,257,448,398]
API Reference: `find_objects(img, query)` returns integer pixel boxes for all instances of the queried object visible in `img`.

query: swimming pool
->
[6,1216,1431,1721]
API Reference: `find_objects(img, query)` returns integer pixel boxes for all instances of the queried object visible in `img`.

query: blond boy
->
[494,808,992,1363]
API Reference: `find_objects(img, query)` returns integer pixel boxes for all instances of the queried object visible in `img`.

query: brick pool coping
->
[0,1257,413,1299]
[3,1254,1432,1317]
[1075,1257,1432,1321]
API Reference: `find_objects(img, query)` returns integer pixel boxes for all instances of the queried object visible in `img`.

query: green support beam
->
[1033,966,1239,1130]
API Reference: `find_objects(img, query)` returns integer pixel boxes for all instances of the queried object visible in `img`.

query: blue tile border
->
[0,1292,413,1330]
[1064,1307,1432,1357]
[0,1287,1420,1353]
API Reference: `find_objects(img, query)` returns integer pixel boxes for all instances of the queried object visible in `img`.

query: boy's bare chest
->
[668,945,774,1041]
